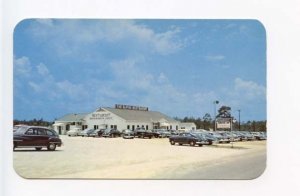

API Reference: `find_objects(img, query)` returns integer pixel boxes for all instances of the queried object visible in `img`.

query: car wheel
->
[68,135,71,137]
[208,141,212,145]
[189,141,195,146]
[198,144,203,147]
[179,143,182,146]
[170,140,175,145]
[47,143,56,151]
[35,147,42,151]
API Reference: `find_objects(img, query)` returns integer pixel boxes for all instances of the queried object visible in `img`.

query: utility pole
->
[213,100,219,131]
[237,109,241,131]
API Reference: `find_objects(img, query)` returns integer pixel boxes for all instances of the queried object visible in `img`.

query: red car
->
[13,126,62,151]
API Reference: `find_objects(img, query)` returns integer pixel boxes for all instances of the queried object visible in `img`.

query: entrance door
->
[58,126,62,135]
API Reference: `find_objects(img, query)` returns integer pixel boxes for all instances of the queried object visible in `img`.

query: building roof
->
[102,107,178,123]
[55,113,89,122]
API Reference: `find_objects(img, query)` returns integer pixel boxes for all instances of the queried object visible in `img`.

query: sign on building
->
[115,104,148,111]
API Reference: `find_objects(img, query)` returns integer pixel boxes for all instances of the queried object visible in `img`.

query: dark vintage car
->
[90,129,105,137]
[102,128,122,138]
[134,128,154,139]
[13,126,62,151]
[169,133,207,147]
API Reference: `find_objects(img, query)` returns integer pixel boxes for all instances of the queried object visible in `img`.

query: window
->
[170,125,172,130]
[137,125,140,128]
[127,125,130,129]
[142,125,144,128]
[94,125,99,129]
[47,130,55,136]
[176,125,178,130]
[25,129,34,135]
[37,129,47,135]
[111,125,113,128]
[146,125,148,130]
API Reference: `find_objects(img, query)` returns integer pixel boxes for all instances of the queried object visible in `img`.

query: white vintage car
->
[67,128,81,136]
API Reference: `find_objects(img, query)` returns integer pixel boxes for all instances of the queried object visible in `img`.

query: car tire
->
[198,144,203,147]
[170,140,175,145]
[47,143,56,151]
[189,141,195,146]
[179,143,182,146]
[35,147,42,151]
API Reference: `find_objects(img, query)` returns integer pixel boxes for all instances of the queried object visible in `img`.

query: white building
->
[53,104,188,135]
[178,122,197,132]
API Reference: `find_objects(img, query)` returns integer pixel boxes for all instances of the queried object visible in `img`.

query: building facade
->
[53,104,190,135]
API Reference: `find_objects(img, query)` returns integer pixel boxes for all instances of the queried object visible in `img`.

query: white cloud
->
[28,81,42,92]
[29,20,184,56]
[56,80,84,98]
[234,77,266,100]
[14,56,32,77]
[36,63,49,76]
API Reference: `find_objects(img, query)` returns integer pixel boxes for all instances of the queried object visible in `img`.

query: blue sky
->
[13,19,266,122]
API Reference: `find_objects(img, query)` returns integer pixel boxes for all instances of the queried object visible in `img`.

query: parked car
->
[170,130,180,136]
[67,128,81,136]
[157,129,171,138]
[134,128,154,139]
[195,132,217,145]
[102,128,121,138]
[241,131,256,141]
[169,133,207,147]
[79,128,95,137]
[13,126,62,151]
[122,129,135,139]
[252,132,267,140]
[90,129,105,137]
[208,132,230,143]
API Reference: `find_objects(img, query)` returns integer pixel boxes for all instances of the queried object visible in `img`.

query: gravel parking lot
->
[13,136,266,179]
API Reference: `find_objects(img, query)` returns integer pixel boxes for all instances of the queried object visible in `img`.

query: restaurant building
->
[53,104,194,135]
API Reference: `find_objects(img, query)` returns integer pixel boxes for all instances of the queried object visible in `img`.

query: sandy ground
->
[13,136,266,179]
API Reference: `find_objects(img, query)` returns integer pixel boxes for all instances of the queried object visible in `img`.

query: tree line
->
[174,104,267,132]
[174,115,266,132]
[13,118,53,127]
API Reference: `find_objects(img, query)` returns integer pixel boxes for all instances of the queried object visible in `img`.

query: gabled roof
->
[102,107,178,123]
[55,113,89,122]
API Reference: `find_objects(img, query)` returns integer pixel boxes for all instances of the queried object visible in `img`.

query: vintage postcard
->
[13,19,266,179]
